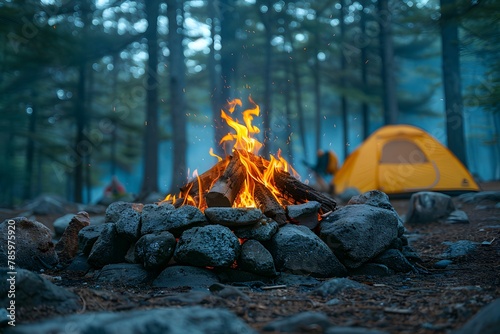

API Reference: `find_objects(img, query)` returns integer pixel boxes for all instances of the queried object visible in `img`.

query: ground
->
[2,182,500,333]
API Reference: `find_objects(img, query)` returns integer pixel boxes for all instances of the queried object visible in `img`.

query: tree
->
[440,0,467,166]
[168,0,188,192]
[378,0,398,125]
[140,0,161,195]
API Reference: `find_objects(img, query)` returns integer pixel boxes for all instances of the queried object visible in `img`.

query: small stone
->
[405,192,455,224]
[286,201,321,229]
[312,278,369,297]
[434,259,453,269]
[174,225,241,268]
[87,223,131,268]
[95,263,152,286]
[55,211,90,265]
[204,207,263,227]
[135,232,176,270]
[106,201,143,240]
[442,210,469,224]
[238,240,277,277]
[439,240,478,259]
[153,266,220,290]
[372,249,415,273]
[78,224,106,256]
[233,218,279,241]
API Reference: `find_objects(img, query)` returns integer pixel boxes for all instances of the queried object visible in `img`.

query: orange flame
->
[163,97,299,210]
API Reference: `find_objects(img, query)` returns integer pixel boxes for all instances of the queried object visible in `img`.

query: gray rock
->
[215,268,272,285]
[4,306,257,334]
[405,191,455,224]
[105,201,143,240]
[434,259,453,269]
[442,210,469,224]
[124,241,140,264]
[453,298,500,334]
[20,194,74,215]
[327,327,389,334]
[286,201,321,229]
[267,224,347,278]
[347,190,405,236]
[140,203,175,235]
[135,232,176,270]
[262,311,332,332]
[87,223,131,268]
[440,240,478,259]
[0,268,80,313]
[209,283,251,300]
[174,225,241,267]
[233,218,279,241]
[153,265,220,290]
[372,249,414,273]
[95,263,153,286]
[65,253,92,273]
[52,213,76,236]
[0,217,58,271]
[205,207,263,227]
[78,224,106,256]
[238,240,277,277]
[141,204,207,237]
[55,211,90,264]
[458,191,500,204]
[350,263,392,276]
[320,205,399,268]
[274,272,321,287]
[313,277,368,297]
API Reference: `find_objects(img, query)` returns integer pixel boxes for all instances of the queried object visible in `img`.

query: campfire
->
[161,97,337,225]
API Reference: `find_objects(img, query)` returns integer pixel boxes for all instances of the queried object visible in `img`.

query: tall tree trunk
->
[340,0,349,160]
[312,29,322,155]
[141,0,160,195]
[24,92,36,200]
[360,0,370,139]
[168,0,187,192]
[208,1,226,157]
[74,61,86,203]
[285,24,308,162]
[378,0,398,125]
[440,0,467,166]
[215,0,238,155]
[258,1,273,158]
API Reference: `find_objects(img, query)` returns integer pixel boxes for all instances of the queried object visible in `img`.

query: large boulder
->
[0,217,58,271]
[267,224,347,278]
[405,191,455,224]
[319,204,399,269]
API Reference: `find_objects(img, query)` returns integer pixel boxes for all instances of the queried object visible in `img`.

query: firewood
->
[205,150,246,207]
[273,171,337,214]
[180,156,230,208]
[242,150,337,214]
[253,182,288,225]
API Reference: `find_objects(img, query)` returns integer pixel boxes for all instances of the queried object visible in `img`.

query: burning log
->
[205,150,246,207]
[253,182,287,226]
[273,171,337,214]
[178,157,230,208]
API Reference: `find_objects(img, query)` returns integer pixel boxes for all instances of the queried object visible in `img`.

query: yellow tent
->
[333,124,480,195]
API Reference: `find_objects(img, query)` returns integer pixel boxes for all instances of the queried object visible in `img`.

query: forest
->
[0,0,498,207]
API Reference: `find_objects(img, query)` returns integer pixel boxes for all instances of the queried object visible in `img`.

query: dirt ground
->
[4,182,500,333]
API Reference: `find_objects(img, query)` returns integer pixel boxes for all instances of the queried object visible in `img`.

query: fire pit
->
[79,98,413,282]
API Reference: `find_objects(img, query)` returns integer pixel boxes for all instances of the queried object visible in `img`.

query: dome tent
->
[333,124,480,196]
